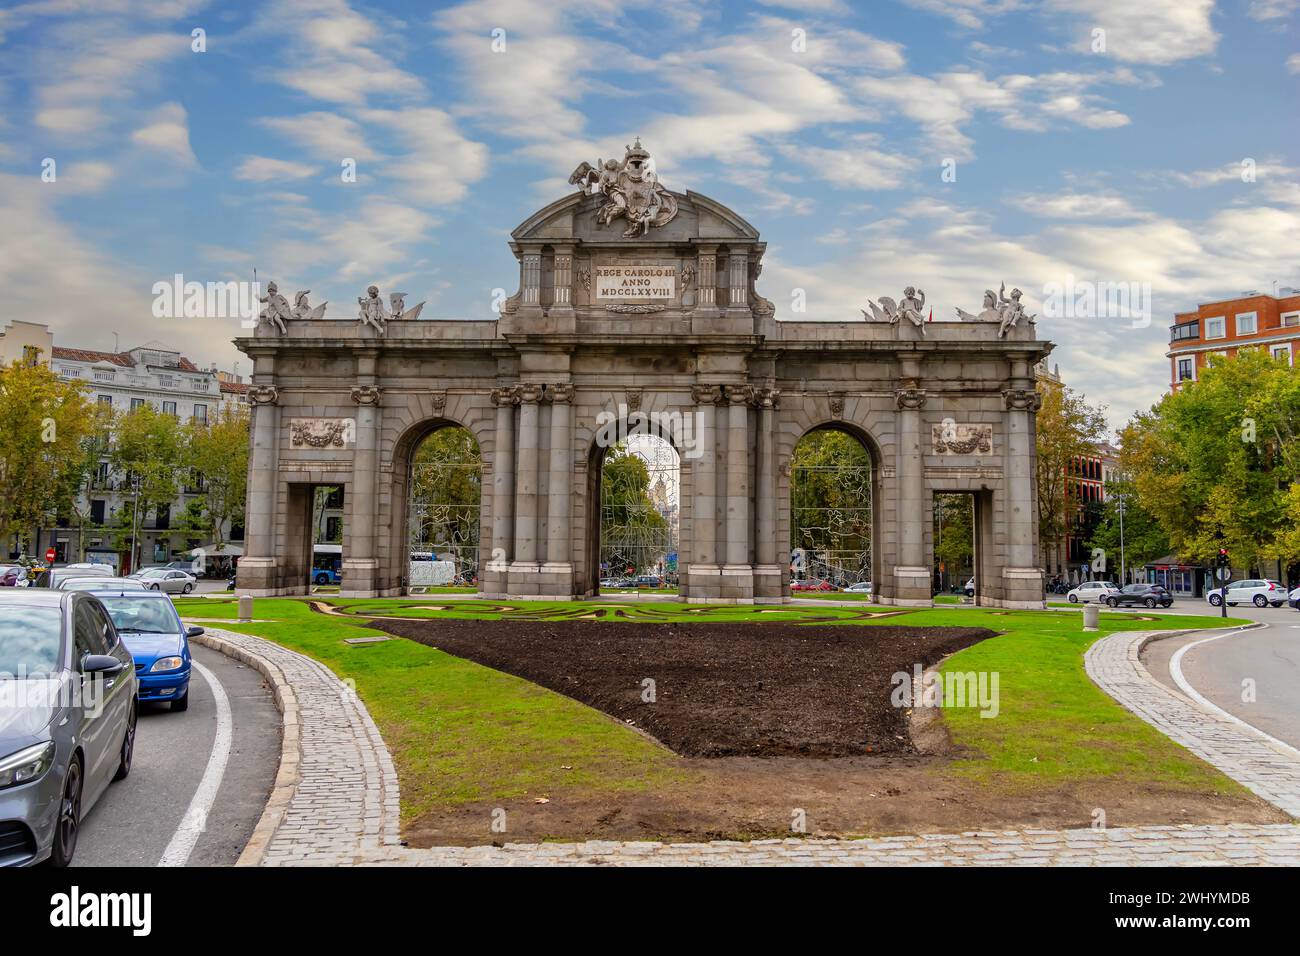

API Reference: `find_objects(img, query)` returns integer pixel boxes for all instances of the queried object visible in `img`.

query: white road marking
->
[1168,624,1300,762]
[158,659,232,867]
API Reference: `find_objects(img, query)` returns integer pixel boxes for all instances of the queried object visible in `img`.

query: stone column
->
[521,250,542,308]
[238,380,281,595]
[1002,355,1045,608]
[688,384,721,601]
[508,383,543,595]
[540,382,574,596]
[722,383,754,603]
[695,246,718,316]
[341,368,381,597]
[486,386,517,598]
[892,359,931,606]
[552,247,574,312]
[752,387,782,602]
[726,249,749,314]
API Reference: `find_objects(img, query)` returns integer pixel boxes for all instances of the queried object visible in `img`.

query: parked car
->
[792,578,834,592]
[56,577,147,593]
[964,577,976,598]
[128,568,196,595]
[1066,580,1121,603]
[92,590,198,711]
[0,565,28,587]
[598,578,624,589]
[843,581,873,594]
[1106,584,1174,608]
[633,575,662,589]
[62,563,117,574]
[1206,579,1287,608]
[0,590,137,866]
[33,566,114,589]
[1289,585,1300,610]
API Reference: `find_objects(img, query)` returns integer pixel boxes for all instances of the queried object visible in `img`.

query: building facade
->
[1168,288,1300,390]
[235,145,1054,607]
[2,323,247,570]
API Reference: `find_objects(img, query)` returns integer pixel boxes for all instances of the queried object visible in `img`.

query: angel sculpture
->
[290,290,328,322]
[390,292,425,322]
[862,286,927,335]
[258,281,292,334]
[996,283,1036,338]
[357,285,390,334]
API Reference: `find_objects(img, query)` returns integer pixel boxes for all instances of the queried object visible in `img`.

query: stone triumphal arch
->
[236,142,1051,608]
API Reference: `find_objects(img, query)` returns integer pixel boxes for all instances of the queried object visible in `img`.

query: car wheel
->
[1162,601,1173,608]
[1144,597,1156,608]
[171,690,189,713]
[113,703,137,781]
[49,757,83,867]
[1253,594,1268,607]
[1208,594,1222,607]
[1068,594,1078,603]
[182,583,193,594]
[1106,597,1118,608]
[150,583,161,591]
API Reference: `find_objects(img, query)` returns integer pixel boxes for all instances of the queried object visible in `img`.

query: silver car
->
[0,590,137,866]
[130,568,196,595]
[56,577,147,593]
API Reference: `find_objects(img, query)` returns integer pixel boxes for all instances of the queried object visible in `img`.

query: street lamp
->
[1116,493,1127,585]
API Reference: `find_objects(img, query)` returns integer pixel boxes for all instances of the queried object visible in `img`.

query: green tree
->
[1086,471,1169,579]
[1121,348,1298,572]
[600,444,670,573]
[934,494,974,582]
[108,404,188,547]
[185,405,249,550]
[1036,382,1109,566]
[789,428,873,577]
[0,359,103,554]
[410,427,482,554]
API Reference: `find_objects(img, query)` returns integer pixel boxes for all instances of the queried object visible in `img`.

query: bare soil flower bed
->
[372,617,997,758]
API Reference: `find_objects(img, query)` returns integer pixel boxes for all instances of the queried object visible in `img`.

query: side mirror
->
[185,625,205,639]
[82,654,124,674]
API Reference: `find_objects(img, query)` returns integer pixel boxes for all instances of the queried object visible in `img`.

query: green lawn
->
[175,596,1254,821]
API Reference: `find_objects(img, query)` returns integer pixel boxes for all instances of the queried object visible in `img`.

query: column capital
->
[248,384,279,406]
[350,384,381,406]
[1002,387,1041,411]
[490,385,519,406]
[751,386,780,409]
[895,387,926,410]
[724,383,752,405]
[547,383,575,404]
[517,382,545,404]
[691,384,722,405]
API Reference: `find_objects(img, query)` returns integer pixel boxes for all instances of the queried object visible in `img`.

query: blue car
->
[86,590,200,711]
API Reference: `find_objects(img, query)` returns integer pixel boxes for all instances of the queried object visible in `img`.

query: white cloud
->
[1248,0,1300,20]
[131,102,197,167]
[776,136,915,190]
[356,108,490,206]
[1287,53,1300,74]
[1009,191,1149,220]
[257,112,380,163]
[234,156,318,182]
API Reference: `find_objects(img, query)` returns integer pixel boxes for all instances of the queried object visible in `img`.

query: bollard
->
[1082,603,1099,631]
[238,594,253,623]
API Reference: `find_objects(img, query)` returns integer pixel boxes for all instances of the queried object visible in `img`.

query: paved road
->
[71,643,281,867]
[1142,604,1300,751]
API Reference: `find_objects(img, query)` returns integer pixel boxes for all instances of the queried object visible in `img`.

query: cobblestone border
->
[1085,627,1300,818]
[190,626,402,866]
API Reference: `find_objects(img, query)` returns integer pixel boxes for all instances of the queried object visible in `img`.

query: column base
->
[339,558,379,598]
[890,566,934,606]
[537,561,574,596]
[752,563,784,601]
[720,564,755,603]
[1000,567,1046,609]
[507,560,541,596]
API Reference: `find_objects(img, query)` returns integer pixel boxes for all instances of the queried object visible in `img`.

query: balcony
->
[1170,321,1199,344]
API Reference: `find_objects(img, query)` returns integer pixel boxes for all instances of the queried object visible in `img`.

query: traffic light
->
[1217,548,1229,567]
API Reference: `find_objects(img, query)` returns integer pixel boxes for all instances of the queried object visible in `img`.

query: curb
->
[190,629,302,868]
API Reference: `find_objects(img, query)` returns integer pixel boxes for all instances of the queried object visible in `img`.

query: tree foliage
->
[1036,382,1109,562]
[0,360,104,552]
[789,428,873,577]
[1119,348,1299,572]
[185,405,249,550]
[410,426,482,552]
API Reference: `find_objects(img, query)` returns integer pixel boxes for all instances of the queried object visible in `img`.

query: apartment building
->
[1168,288,1300,390]
[2,322,245,570]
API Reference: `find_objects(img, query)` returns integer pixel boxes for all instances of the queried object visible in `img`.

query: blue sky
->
[1,0,1297,429]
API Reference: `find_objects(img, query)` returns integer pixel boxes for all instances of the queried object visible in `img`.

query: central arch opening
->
[789,426,874,593]
[407,425,482,591]
[588,433,680,595]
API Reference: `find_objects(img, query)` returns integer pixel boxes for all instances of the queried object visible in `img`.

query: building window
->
[155,504,170,530]
[1177,357,1195,381]
[1235,312,1257,335]
[1272,344,1292,365]
[1283,311,1300,328]
[90,500,106,524]
[97,395,112,408]
[130,398,145,411]
[1170,321,1199,342]
[1204,316,1226,339]
[193,403,208,424]
[22,345,41,367]
[162,400,177,417]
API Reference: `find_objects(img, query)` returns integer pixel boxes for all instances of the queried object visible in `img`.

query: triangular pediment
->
[512,189,759,245]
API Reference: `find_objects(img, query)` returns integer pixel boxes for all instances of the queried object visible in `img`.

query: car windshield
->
[0,605,63,677]
[97,597,178,634]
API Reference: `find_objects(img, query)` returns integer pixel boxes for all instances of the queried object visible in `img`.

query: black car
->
[1106,584,1173,608]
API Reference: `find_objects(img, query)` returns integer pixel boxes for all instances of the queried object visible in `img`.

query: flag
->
[927,307,933,322]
